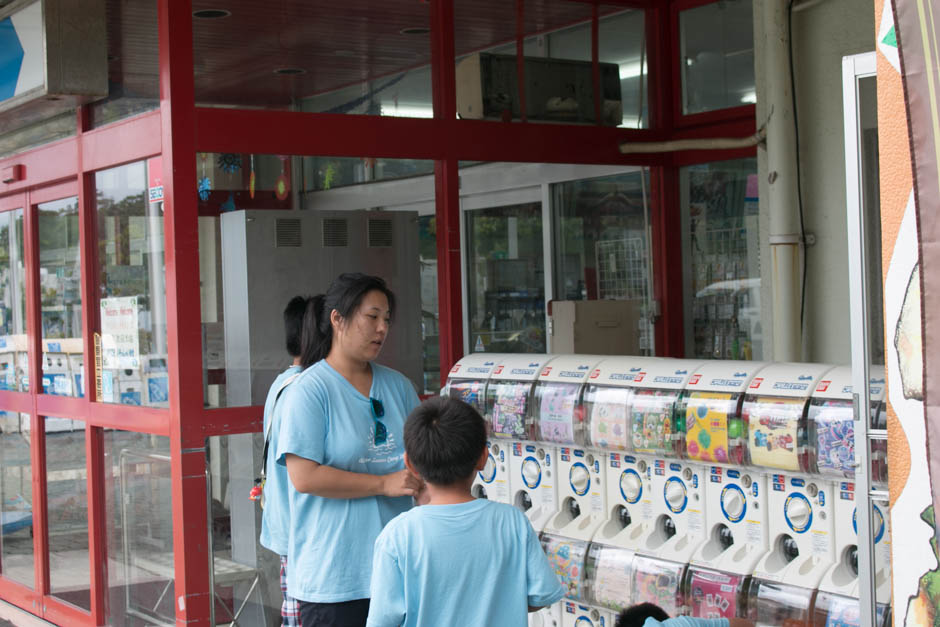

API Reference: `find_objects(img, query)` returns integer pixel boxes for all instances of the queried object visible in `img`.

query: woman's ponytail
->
[300,294,331,368]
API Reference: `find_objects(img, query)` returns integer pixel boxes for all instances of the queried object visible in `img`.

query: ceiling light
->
[274,68,306,75]
[400,27,430,35]
[619,61,647,80]
[193,9,231,19]
[740,91,756,104]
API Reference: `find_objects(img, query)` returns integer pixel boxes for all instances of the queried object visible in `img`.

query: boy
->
[259,295,308,626]
[616,604,755,627]
[366,396,565,627]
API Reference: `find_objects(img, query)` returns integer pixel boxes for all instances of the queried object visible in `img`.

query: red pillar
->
[158,0,212,624]
[431,0,464,377]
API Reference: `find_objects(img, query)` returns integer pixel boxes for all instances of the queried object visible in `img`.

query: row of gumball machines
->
[442,354,891,627]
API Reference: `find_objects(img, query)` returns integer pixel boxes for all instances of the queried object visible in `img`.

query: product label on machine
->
[538,383,580,443]
[746,519,763,543]
[688,509,704,534]
[727,470,740,478]
[840,482,855,501]
[609,372,637,381]
[811,529,831,555]
[747,398,805,471]
[509,368,536,375]
[653,376,683,384]
[610,453,621,468]
[670,462,681,472]
[709,378,744,388]
[772,382,809,391]
[591,492,604,513]
[772,474,786,492]
[654,460,666,476]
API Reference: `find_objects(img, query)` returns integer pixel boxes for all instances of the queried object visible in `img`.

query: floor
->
[0,600,53,626]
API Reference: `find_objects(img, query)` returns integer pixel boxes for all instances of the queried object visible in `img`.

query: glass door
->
[464,201,546,354]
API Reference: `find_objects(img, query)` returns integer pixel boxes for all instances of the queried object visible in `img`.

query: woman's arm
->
[286,454,422,499]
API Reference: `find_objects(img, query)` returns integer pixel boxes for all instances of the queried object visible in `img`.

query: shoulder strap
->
[260,371,301,479]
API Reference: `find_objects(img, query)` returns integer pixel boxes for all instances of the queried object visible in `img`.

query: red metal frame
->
[159,0,213,624]
[0,1,762,624]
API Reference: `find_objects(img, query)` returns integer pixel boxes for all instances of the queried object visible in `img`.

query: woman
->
[276,273,422,627]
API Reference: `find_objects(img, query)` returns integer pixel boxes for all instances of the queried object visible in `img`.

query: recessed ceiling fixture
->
[274,67,306,75]
[193,9,231,19]
[399,27,430,35]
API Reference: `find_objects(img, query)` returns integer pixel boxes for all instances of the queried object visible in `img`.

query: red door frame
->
[0,0,758,624]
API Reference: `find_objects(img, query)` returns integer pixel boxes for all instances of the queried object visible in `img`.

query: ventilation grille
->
[275,218,302,247]
[368,218,393,247]
[323,218,349,247]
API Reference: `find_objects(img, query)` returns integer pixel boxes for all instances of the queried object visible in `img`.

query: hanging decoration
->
[221,192,237,213]
[275,155,290,201]
[217,153,242,174]
[197,153,212,202]
[249,154,256,199]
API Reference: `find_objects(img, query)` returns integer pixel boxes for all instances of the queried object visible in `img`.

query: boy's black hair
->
[403,396,486,486]
[615,603,670,627]
[284,296,308,358]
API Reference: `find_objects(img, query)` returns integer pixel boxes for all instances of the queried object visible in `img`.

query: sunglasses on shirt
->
[370,397,387,446]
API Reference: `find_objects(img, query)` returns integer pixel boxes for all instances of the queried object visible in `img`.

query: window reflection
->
[96,159,168,407]
[552,171,655,354]
[0,210,27,391]
[466,203,545,353]
[0,412,33,588]
[38,197,83,398]
[46,420,90,610]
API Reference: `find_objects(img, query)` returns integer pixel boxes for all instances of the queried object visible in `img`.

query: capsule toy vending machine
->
[442,353,504,502]
[627,359,706,562]
[478,354,553,516]
[540,533,613,627]
[584,357,660,551]
[685,361,769,620]
[584,541,636,615]
[631,553,688,616]
[745,362,834,626]
[808,366,891,624]
[539,355,607,541]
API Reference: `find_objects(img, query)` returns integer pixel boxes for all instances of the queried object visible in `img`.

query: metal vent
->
[368,218,393,247]
[275,218,302,247]
[323,218,349,247]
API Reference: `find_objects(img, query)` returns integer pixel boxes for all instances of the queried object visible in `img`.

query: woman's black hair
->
[299,273,396,368]
[283,295,309,358]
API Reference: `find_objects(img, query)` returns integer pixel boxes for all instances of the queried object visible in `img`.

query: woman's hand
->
[382,469,424,497]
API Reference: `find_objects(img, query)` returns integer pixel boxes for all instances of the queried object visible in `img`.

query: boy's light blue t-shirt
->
[644,618,729,627]
[276,360,420,603]
[366,499,566,627]
[258,364,302,557]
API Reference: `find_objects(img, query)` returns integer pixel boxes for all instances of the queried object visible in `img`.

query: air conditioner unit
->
[456,52,623,126]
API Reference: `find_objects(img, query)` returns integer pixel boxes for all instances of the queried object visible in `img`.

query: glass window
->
[194,5,431,115]
[0,413,33,588]
[544,9,648,128]
[104,431,172,625]
[418,215,439,393]
[680,158,762,360]
[552,170,655,353]
[90,0,159,128]
[301,156,435,192]
[200,154,429,407]
[465,202,545,353]
[45,419,89,610]
[0,112,74,160]
[859,75,884,364]
[96,159,168,407]
[0,210,27,392]
[679,0,755,115]
[38,197,83,398]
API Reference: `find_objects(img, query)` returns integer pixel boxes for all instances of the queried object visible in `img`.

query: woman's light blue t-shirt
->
[366,499,566,627]
[259,364,302,557]
[276,360,419,603]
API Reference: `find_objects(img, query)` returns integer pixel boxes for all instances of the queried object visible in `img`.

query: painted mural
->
[878,0,940,623]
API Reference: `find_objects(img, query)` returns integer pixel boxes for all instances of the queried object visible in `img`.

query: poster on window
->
[100,296,140,369]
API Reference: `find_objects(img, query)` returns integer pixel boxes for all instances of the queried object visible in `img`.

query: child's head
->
[404,396,487,486]
[615,603,670,627]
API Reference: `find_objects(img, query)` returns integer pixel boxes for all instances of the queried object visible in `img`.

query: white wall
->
[754,0,875,364]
